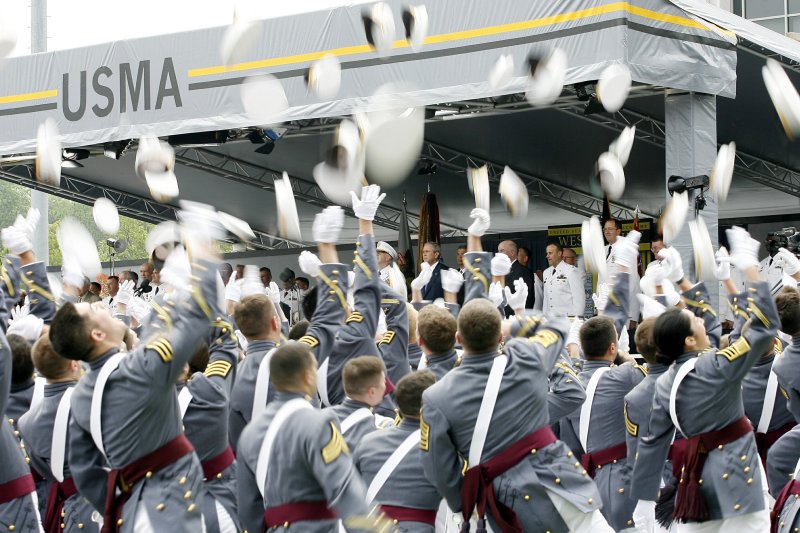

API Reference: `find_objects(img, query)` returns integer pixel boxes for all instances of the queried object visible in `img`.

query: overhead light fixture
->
[667,174,709,196]
[61,148,89,168]
[167,130,228,147]
[103,140,131,160]
[573,82,609,116]
[417,161,437,175]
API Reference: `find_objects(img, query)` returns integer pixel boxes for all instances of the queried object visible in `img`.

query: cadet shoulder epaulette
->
[633,363,648,376]
[346,312,364,324]
[781,386,789,400]
[298,335,319,348]
[352,252,373,280]
[681,296,717,317]
[555,361,579,380]
[746,298,771,328]
[204,360,232,379]
[321,421,349,465]
[147,338,174,363]
[454,355,463,368]
[378,331,396,345]
[381,298,400,305]
[530,329,559,349]
[716,336,750,362]
[420,413,430,452]
[462,258,488,293]
[624,401,638,437]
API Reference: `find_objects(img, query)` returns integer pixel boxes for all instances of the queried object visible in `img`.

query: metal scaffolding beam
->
[420,141,655,220]
[174,148,469,237]
[556,106,800,199]
[0,165,308,250]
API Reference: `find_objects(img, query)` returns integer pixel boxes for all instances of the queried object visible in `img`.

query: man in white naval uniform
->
[598,219,640,328]
[542,242,585,317]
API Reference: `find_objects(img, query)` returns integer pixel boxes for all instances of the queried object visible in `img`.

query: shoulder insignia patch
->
[381,298,400,305]
[204,360,232,379]
[322,421,349,465]
[346,312,365,324]
[717,336,751,362]
[624,401,638,437]
[781,386,789,400]
[460,456,469,476]
[420,413,430,452]
[298,335,320,348]
[393,411,402,426]
[634,363,648,377]
[378,331,396,345]
[555,361,579,379]
[530,330,559,349]
[147,338,174,363]
[454,355,463,368]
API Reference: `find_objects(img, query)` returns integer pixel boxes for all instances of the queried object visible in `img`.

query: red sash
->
[380,505,436,525]
[263,500,337,531]
[771,478,800,533]
[580,442,627,478]
[0,473,35,504]
[201,445,235,481]
[43,477,78,533]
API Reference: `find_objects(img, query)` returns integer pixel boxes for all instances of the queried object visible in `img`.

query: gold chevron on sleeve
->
[321,421,349,464]
[147,338,174,363]
[716,336,750,362]
[204,360,232,378]
[624,402,638,437]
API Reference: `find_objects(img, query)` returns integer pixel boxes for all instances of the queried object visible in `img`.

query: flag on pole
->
[417,192,440,268]
[398,195,415,280]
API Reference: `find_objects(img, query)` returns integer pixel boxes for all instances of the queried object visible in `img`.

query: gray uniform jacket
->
[767,425,800,499]
[321,235,381,407]
[181,315,241,533]
[631,279,779,520]
[0,255,40,532]
[681,281,722,350]
[773,337,800,423]
[742,351,794,433]
[237,391,371,533]
[228,338,277,450]
[407,343,423,371]
[18,380,96,531]
[327,398,379,454]
[420,315,602,533]
[354,418,440,533]
[623,363,669,471]
[547,352,585,425]
[378,285,410,390]
[67,258,219,531]
[7,381,34,428]
[425,349,459,381]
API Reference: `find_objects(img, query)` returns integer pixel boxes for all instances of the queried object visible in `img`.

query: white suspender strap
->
[252,348,277,420]
[30,376,46,411]
[178,387,194,420]
[794,458,800,479]
[579,366,610,452]
[340,408,373,435]
[90,352,126,458]
[51,387,75,482]
[256,398,313,499]
[366,429,421,503]
[757,369,780,434]
[468,355,508,467]
[669,358,698,436]
[317,357,331,407]
[417,354,428,370]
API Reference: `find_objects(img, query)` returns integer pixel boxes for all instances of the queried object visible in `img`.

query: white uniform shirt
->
[759,255,784,296]
[598,242,641,322]
[102,295,117,315]
[542,261,585,316]
[379,265,392,284]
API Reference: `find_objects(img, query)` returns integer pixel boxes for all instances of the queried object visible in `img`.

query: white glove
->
[241,265,263,297]
[592,282,610,312]
[777,247,800,275]
[715,246,731,281]
[178,201,226,255]
[312,206,345,243]
[657,247,685,283]
[115,280,135,307]
[18,208,40,242]
[725,226,760,270]
[566,317,582,348]
[7,314,44,342]
[638,294,667,319]
[10,301,28,323]
[160,245,192,293]
[441,268,464,293]
[467,208,490,237]
[662,281,681,307]
[350,185,386,221]
[488,281,505,308]
[410,262,433,292]
[128,297,152,324]
[298,251,322,277]
[1,226,31,256]
[615,231,641,269]
[224,271,241,303]
[642,260,667,288]
[267,281,281,307]
[491,253,512,276]
[633,500,655,533]
[503,278,528,311]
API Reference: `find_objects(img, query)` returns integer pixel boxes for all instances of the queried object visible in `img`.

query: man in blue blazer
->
[421,241,449,301]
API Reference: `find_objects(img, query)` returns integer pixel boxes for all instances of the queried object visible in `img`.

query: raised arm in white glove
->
[615,230,641,269]
[350,184,386,221]
[657,247,685,283]
[8,314,44,343]
[441,268,464,294]
[491,253,512,277]
[468,208,490,237]
[715,246,731,281]
[725,226,761,271]
[116,280,135,307]
[503,278,528,312]
[777,247,800,276]
[638,294,667,320]
[488,281,505,308]
[312,206,345,243]
[298,250,322,278]
[241,265,263,298]
[410,262,433,292]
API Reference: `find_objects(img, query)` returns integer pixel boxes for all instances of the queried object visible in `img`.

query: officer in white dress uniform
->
[598,219,640,328]
[542,242,585,316]
[759,233,786,297]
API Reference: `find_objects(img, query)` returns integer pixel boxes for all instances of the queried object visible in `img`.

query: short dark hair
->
[456,244,467,251]
[653,308,693,364]
[259,267,271,275]
[9,334,33,385]
[107,275,119,283]
[31,335,71,380]
[90,282,101,291]
[518,245,532,255]
[580,316,617,359]
[296,276,309,286]
[545,242,563,253]
[776,287,800,336]
[651,235,664,244]
[302,286,318,321]
[120,270,138,284]
[234,294,275,338]
[342,356,385,396]
[458,299,501,353]
[49,302,94,361]
[634,318,658,364]
[395,370,436,418]
[288,320,310,340]
[418,305,456,354]
[269,342,315,391]
[605,218,622,230]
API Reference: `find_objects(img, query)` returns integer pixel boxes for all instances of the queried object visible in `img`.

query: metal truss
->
[174,148,469,237]
[0,165,307,251]
[421,141,655,220]
[557,106,800,198]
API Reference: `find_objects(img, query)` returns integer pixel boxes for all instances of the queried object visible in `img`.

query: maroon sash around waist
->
[668,438,687,479]
[202,445,235,481]
[0,473,35,504]
[380,505,437,525]
[460,426,557,533]
[580,442,627,478]
[771,478,800,533]
[43,477,77,533]
[102,434,194,533]
[756,421,795,467]
[673,416,753,522]
[263,500,337,531]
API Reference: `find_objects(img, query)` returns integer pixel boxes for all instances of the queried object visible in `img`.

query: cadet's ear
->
[455,331,462,347]
[90,327,106,344]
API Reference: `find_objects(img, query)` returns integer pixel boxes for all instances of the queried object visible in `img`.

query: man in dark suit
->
[498,240,537,312]
[421,241,449,301]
